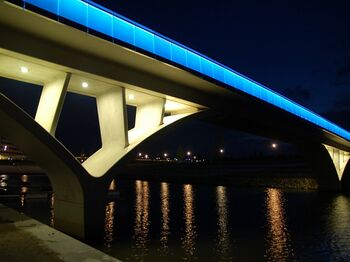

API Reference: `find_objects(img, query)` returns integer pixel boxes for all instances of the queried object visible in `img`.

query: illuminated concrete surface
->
[324,145,350,181]
[0,204,120,262]
[0,0,350,239]
[35,73,70,135]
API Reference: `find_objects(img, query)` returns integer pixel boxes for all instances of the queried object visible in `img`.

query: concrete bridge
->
[0,0,349,239]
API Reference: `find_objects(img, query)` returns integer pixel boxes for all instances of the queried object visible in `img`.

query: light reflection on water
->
[327,195,350,260]
[20,192,25,207]
[50,193,54,227]
[20,174,28,207]
[133,180,150,260]
[215,186,232,261]
[7,175,350,261]
[265,188,294,262]
[160,182,170,256]
[104,201,116,249]
[182,184,197,260]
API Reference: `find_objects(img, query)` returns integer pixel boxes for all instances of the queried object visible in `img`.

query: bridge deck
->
[5,0,350,142]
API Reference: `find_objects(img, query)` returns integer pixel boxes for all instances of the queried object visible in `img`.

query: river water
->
[2,175,350,261]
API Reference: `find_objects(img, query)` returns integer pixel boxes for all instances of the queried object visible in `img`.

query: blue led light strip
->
[21,0,350,141]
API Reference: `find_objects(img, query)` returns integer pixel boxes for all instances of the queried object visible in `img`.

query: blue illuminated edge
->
[18,0,350,141]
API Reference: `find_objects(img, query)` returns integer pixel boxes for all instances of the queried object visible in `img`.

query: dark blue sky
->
[1,0,350,157]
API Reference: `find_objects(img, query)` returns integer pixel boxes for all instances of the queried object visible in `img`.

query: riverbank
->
[0,204,120,262]
[0,158,318,190]
[117,160,318,190]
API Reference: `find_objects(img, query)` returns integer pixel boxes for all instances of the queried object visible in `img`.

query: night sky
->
[1,0,350,158]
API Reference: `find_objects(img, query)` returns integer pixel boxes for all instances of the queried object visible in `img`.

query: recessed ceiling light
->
[129,94,135,100]
[20,66,29,73]
[82,82,89,88]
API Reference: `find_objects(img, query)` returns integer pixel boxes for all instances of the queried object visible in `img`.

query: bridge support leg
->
[34,73,70,135]
[300,143,343,191]
[323,145,350,181]
[54,179,108,240]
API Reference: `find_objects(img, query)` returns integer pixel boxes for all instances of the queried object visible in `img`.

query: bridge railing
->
[10,0,350,141]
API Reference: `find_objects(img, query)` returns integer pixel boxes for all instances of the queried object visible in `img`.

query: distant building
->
[0,137,28,161]
[0,137,89,163]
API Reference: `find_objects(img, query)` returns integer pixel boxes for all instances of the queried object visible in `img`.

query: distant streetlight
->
[272,143,277,149]
[145,154,149,159]
[164,153,168,157]
[138,152,142,157]
[187,151,191,156]
[219,148,224,154]
[4,145,7,151]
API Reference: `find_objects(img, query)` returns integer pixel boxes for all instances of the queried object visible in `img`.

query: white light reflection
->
[216,186,232,261]
[133,180,150,260]
[182,184,197,260]
[328,195,350,260]
[20,174,29,207]
[160,182,170,256]
[50,193,54,227]
[104,201,116,249]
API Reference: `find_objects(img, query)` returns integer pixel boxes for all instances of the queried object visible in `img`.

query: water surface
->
[2,175,350,261]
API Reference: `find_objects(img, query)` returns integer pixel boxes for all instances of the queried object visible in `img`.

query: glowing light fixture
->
[164,153,168,157]
[187,151,191,156]
[82,82,89,88]
[220,149,224,154]
[129,94,135,100]
[20,66,29,73]
[272,143,277,149]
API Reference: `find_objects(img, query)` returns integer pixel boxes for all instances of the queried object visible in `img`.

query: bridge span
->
[0,0,349,239]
